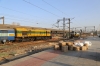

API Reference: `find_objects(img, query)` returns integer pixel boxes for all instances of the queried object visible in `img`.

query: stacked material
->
[75,43,84,46]
[84,41,92,46]
[73,40,92,51]
[84,44,88,47]
[53,40,92,52]
[74,41,84,47]
[66,42,74,50]
[84,44,88,50]
[59,42,67,50]
[73,46,80,51]
[54,44,60,50]
[66,42,73,46]
[58,41,74,51]
[62,46,68,52]
[61,42,67,46]
[68,45,74,50]
[80,46,87,51]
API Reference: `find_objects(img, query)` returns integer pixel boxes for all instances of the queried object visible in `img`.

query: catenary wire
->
[23,0,61,18]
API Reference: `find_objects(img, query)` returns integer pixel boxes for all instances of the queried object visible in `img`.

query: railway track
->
[0,36,81,62]
[0,38,61,62]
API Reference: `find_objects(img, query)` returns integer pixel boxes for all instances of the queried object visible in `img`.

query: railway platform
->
[1,36,100,66]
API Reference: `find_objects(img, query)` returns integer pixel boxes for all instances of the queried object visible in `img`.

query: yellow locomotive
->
[14,27,51,41]
[70,31,80,39]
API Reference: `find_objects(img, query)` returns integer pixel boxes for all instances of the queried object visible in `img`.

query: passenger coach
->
[0,29,15,43]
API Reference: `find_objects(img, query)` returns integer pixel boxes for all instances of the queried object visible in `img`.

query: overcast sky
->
[0,0,100,30]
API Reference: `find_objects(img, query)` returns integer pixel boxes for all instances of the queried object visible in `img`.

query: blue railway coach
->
[0,29,15,43]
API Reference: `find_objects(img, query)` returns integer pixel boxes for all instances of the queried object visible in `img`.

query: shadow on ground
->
[49,48,100,62]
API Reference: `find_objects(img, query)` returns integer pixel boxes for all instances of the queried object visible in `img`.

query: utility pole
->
[57,20,59,28]
[94,26,95,32]
[57,17,74,39]
[68,18,71,38]
[85,27,86,32]
[57,17,68,38]
[0,16,4,25]
[94,26,95,37]
[63,18,66,38]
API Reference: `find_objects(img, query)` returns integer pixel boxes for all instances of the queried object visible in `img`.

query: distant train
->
[0,27,52,43]
[70,31,80,39]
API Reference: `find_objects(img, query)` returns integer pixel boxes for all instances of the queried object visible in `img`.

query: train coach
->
[0,29,15,43]
[0,27,52,43]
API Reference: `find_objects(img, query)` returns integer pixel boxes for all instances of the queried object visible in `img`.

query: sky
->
[0,0,100,31]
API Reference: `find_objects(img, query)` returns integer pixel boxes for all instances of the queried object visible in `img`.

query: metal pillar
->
[68,18,70,38]
[63,17,65,38]
[0,16,4,25]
